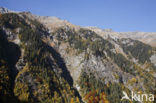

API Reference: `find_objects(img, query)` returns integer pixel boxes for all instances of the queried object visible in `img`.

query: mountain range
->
[0,7,156,103]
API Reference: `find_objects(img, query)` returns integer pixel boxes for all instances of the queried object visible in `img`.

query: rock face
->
[0,8,156,103]
[0,7,9,13]
[150,54,156,66]
[0,7,15,13]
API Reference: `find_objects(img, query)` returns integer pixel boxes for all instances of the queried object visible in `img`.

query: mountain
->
[0,7,156,103]
[86,26,156,48]
[0,7,16,13]
[119,32,156,48]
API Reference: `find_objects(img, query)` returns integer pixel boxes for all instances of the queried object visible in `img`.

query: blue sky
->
[0,0,156,32]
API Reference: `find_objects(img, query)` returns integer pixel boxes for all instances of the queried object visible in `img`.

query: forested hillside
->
[0,9,156,103]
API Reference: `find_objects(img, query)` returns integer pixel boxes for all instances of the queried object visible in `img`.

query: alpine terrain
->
[0,7,156,103]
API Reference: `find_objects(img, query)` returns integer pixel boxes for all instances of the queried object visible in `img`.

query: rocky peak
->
[0,7,15,13]
[37,16,81,32]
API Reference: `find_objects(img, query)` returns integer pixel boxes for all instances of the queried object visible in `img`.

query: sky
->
[0,0,156,32]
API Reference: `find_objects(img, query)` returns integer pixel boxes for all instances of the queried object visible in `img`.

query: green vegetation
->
[0,13,81,103]
[53,28,113,58]
[106,50,135,74]
[78,69,130,103]
[1,12,156,103]
[53,26,156,102]
[120,39,153,64]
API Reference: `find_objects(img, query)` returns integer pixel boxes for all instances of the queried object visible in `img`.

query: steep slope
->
[33,13,156,102]
[48,25,156,103]
[0,8,156,103]
[0,13,81,103]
